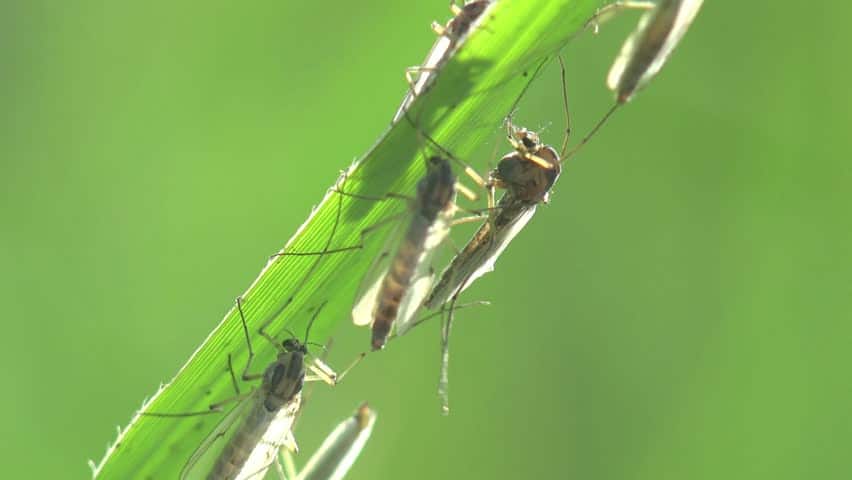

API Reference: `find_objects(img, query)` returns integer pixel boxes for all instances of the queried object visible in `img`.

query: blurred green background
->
[2,1,851,478]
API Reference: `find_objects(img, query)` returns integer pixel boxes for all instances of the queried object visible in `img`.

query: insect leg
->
[585,0,656,34]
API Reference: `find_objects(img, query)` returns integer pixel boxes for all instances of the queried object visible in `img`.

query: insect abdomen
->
[207,402,272,480]
[371,215,431,350]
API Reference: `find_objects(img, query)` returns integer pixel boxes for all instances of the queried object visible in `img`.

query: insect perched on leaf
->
[143,300,350,480]
[349,155,485,350]
[423,0,704,408]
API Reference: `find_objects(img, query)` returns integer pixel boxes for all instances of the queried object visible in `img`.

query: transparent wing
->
[236,394,302,480]
[179,393,256,480]
[426,204,537,309]
[463,205,537,293]
[394,213,453,335]
[350,218,407,327]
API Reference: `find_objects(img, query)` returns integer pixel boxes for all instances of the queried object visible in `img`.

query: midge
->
[271,152,486,352]
[426,0,706,309]
[423,57,577,313]
[424,0,704,402]
[350,155,484,351]
[421,58,584,412]
[144,300,348,480]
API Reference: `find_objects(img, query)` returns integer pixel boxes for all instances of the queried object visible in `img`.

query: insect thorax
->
[261,351,305,411]
[493,146,561,204]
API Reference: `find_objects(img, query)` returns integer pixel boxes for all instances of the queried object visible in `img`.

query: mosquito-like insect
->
[350,154,484,350]
[268,149,484,352]
[423,0,702,408]
[278,402,377,480]
[393,0,493,122]
[422,0,703,405]
[422,58,573,313]
[426,0,705,309]
[144,300,346,480]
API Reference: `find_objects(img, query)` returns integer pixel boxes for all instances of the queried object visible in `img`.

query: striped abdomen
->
[207,401,276,480]
[371,214,432,350]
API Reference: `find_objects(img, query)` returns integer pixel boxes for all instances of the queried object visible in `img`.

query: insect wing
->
[394,210,453,336]
[295,403,377,480]
[351,272,383,327]
[350,218,407,327]
[607,0,704,102]
[235,394,302,480]
[178,393,255,480]
[465,205,536,291]
[426,204,537,309]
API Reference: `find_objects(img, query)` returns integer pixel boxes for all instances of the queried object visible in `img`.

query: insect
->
[351,154,483,350]
[423,57,574,314]
[270,150,483,352]
[144,299,342,480]
[423,0,704,405]
[279,403,377,480]
[426,0,705,310]
[394,0,494,123]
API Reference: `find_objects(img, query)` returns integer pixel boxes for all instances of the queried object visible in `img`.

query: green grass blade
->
[91,0,599,477]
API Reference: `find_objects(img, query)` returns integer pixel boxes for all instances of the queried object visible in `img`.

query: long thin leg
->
[406,65,439,95]
[142,391,253,418]
[333,188,414,204]
[454,181,479,203]
[397,300,490,333]
[438,297,456,415]
[585,1,656,33]
[260,180,349,338]
[236,297,267,382]
[450,214,488,228]
[271,211,408,259]
[401,109,488,190]
[305,358,338,386]
[438,259,483,414]
[143,303,262,418]
[564,103,620,160]
[558,55,572,158]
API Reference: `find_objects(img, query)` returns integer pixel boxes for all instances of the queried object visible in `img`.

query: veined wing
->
[353,156,458,346]
[352,209,452,336]
[425,196,536,309]
[178,392,255,480]
[223,393,302,480]
[351,217,407,327]
[394,208,453,336]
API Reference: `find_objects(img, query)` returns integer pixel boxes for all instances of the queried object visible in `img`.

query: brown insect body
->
[444,1,491,40]
[208,342,307,480]
[424,129,560,309]
[370,157,456,350]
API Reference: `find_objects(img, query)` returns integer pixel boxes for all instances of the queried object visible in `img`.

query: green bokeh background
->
[3,1,851,478]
